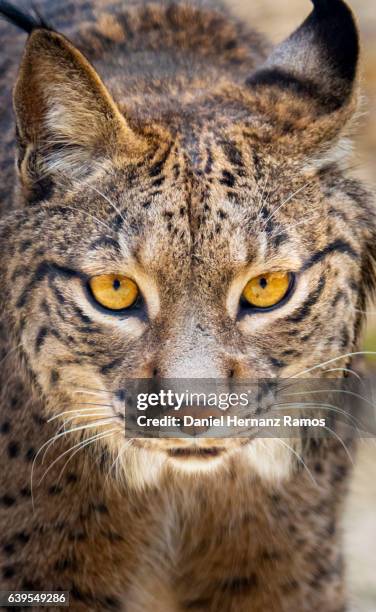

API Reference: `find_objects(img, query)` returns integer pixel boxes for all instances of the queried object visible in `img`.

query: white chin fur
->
[118,440,295,489]
[167,455,227,475]
[244,438,295,484]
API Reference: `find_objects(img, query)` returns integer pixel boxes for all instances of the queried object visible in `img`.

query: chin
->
[115,437,295,489]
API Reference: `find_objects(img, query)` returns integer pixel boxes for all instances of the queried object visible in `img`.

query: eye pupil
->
[259,277,268,289]
[113,279,121,290]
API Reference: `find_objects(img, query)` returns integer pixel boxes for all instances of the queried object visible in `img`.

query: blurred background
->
[223,1,376,610]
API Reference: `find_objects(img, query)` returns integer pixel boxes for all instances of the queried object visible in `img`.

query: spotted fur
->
[0,0,375,610]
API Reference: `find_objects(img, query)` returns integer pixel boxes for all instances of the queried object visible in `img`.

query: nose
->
[177,405,218,437]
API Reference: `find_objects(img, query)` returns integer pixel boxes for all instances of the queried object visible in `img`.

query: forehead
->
[70,132,325,284]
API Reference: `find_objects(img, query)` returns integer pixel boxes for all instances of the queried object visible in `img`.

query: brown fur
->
[0,0,375,610]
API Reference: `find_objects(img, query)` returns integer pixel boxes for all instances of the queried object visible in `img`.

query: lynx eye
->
[89,274,139,311]
[241,272,293,310]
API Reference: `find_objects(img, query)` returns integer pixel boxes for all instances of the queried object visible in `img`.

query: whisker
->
[72,389,114,397]
[42,428,118,487]
[264,181,312,225]
[63,205,114,234]
[105,442,133,485]
[324,367,365,384]
[257,170,271,215]
[56,431,117,486]
[273,215,318,237]
[353,307,376,316]
[321,425,355,465]
[273,437,318,487]
[42,420,117,462]
[47,405,113,422]
[59,413,115,428]
[281,388,376,413]
[31,421,118,507]
[81,182,126,226]
[290,352,376,378]
[0,342,23,367]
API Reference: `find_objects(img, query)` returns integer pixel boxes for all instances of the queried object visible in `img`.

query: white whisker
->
[322,425,354,465]
[47,405,113,422]
[42,429,118,487]
[31,421,118,508]
[81,183,126,226]
[276,215,317,235]
[72,389,114,397]
[291,352,376,378]
[59,413,115,428]
[273,438,318,487]
[63,205,114,234]
[257,170,270,215]
[324,367,364,384]
[264,181,312,225]
[0,343,23,367]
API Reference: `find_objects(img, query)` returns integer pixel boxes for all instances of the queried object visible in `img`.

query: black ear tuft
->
[309,0,359,83]
[0,0,50,34]
[247,0,359,112]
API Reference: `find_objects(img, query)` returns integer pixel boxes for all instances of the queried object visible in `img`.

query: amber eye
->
[242,272,293,310]
[89,274,139,311]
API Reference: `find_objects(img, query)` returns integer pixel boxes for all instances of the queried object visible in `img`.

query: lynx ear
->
[14,29,148,201]
[246,0,360,156]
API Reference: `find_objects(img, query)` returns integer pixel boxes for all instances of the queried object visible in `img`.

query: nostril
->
[152,368,159,378]
[229,369,235,378]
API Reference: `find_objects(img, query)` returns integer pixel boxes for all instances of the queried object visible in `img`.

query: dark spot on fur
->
[90,237,120,252]
[68,532,87,542]
[50,369,60,384]
[270,357,286,368]
[7,441,20,458]
[112,214,124,228]
[1,495,16,507]
[152,176,165,188]
[16,531,30,544]
[32,413,46,426]
[54,557,77,572]
[35,326,49,352]
[48,485,63,495]
[19,239,32,252]
[10,395,21,410]
[100,358,122,375]
[21,579,37,590]
[91,502,109,514]
[183,597,212,609]
[219,574,258,593]
[25,447,36,462]
[220,170,235,188]
[3,543,15,556]
[1,421,11,434]
[2,565,16,579]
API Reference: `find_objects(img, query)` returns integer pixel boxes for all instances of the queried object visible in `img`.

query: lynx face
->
[1,0,375,486]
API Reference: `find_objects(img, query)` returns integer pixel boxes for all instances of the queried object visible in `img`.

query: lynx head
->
[1,0,375,487]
